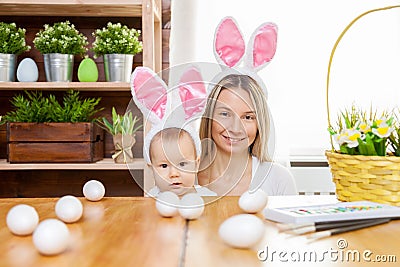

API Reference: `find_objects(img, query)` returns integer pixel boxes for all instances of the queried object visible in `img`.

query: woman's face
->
[211,87,258,155]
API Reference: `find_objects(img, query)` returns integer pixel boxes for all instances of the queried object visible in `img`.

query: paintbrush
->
[306,218,391,240]
[277,217,393,232]
[287,218,380,235]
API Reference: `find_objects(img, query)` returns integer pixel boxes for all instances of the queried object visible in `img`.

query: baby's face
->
[150,132,198,196]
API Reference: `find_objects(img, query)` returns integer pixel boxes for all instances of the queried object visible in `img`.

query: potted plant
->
[33,21,88,82]
[1,90,104,163]
[92,22,143,82]
[0,22,30,81]
[100,107,142,163]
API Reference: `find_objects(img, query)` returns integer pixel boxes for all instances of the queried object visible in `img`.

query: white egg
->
[156,191,180,217]
[55,195,83,223]
[219,214,265,249]
[239,189,268,213]
[33,219,70,256]
[6,204,39,236]
[83,180,105,201]
[178,193,204,220]
[17,58,39,82]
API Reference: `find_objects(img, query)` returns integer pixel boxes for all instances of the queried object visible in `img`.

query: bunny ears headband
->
[131,66,207,164]
[213,16,278,97]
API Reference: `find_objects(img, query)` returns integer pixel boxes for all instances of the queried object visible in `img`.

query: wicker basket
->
[325,5,400,206]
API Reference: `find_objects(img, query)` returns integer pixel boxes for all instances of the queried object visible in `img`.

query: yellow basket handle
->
[326,5,400,151]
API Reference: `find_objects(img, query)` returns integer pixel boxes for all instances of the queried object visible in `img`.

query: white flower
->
[333,132,348,146]
[334,128,362,148]
[358,121,371,133]
[372,121,394,138]
[345,128,362,148]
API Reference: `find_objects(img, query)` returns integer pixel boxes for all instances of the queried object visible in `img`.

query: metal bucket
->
[0,54,17,82]
[43,53,74,82]
[103,54,134,82]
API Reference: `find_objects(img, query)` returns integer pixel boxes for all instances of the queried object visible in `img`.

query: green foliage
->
[1,90,103,123]
[389,110,400,156]
[100,107,142,135]
[0,22,30,54]
[329,104,397,156]
[33,21,88,55]
[92,22,143,58]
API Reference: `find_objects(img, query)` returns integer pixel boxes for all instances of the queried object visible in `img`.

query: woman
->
[198,74,297,196]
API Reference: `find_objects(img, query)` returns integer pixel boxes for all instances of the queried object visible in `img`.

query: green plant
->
[92,22,143,58]
[1,90,103,123]
[328,105,395,156]
[101,107,142,135]
[0,22,30,54]
[33,21,88,55]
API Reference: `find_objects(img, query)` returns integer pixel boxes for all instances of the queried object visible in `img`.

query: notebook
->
[263,201,400,224]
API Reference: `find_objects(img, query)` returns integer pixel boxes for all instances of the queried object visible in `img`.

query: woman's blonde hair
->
[199,74,271,163]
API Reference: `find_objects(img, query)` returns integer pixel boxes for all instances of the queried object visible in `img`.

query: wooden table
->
[0,196,399,267]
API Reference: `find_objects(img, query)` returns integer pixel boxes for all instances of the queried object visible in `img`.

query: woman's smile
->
[221,134,247,144]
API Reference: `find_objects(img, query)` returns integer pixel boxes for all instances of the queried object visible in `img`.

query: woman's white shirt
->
[250,156,297,195]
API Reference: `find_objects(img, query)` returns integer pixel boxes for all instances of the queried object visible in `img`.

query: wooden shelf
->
[0,0,161,195]
[0,0,161,19]
[0,0,162,72]
[0,82,130,91]
[0,158,145,170]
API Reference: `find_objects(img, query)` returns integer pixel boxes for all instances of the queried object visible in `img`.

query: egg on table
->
[219,214,265,249]
[55,195,83,223]
[33,219,70,256]
[178,193,204,220]
[238,189,268,213]
[83,180,105,201]
[17,58,39,82]
[156,191,180,217]
[6,204,39,236]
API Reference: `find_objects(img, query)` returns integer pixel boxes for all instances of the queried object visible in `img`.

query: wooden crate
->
[7,122,104,163]
[0,124,6,159]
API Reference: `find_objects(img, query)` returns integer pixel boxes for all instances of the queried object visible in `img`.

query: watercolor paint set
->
[263,201,400,224]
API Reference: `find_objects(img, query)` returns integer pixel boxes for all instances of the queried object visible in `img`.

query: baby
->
[131,66,216,197]
[147,127,215,196]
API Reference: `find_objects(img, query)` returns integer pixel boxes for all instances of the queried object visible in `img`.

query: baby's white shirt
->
[147,185,217,198]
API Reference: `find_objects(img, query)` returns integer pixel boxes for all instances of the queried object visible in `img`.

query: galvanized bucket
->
[0,54,17,82]
[43,53,74,82]
[103,54,133,82]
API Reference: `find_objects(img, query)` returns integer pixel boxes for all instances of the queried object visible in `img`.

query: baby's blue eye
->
[179,162,187,167]
[219,111,229,117]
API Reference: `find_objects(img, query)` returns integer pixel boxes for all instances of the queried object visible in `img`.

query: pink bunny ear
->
[131,67,168,121]
[246,22,278,70]
[214,17,245,68]
[178,67,207,120]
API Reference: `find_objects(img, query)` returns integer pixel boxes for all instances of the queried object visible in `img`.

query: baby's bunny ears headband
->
[213,16,278,97]
[131,66,207,164]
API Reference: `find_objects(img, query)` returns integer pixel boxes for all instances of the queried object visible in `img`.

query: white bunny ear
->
[245,22,278,71]
[214,17,246,68]
[178,66,207,120]
[130,67,168,124]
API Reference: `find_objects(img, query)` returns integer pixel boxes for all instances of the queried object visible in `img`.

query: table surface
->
[0,196,399,267]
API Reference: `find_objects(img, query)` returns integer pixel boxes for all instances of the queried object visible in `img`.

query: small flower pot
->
[103,54,133,82]
[43,53,74,82]
[0,53,17,82]
[112,133,136,163]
